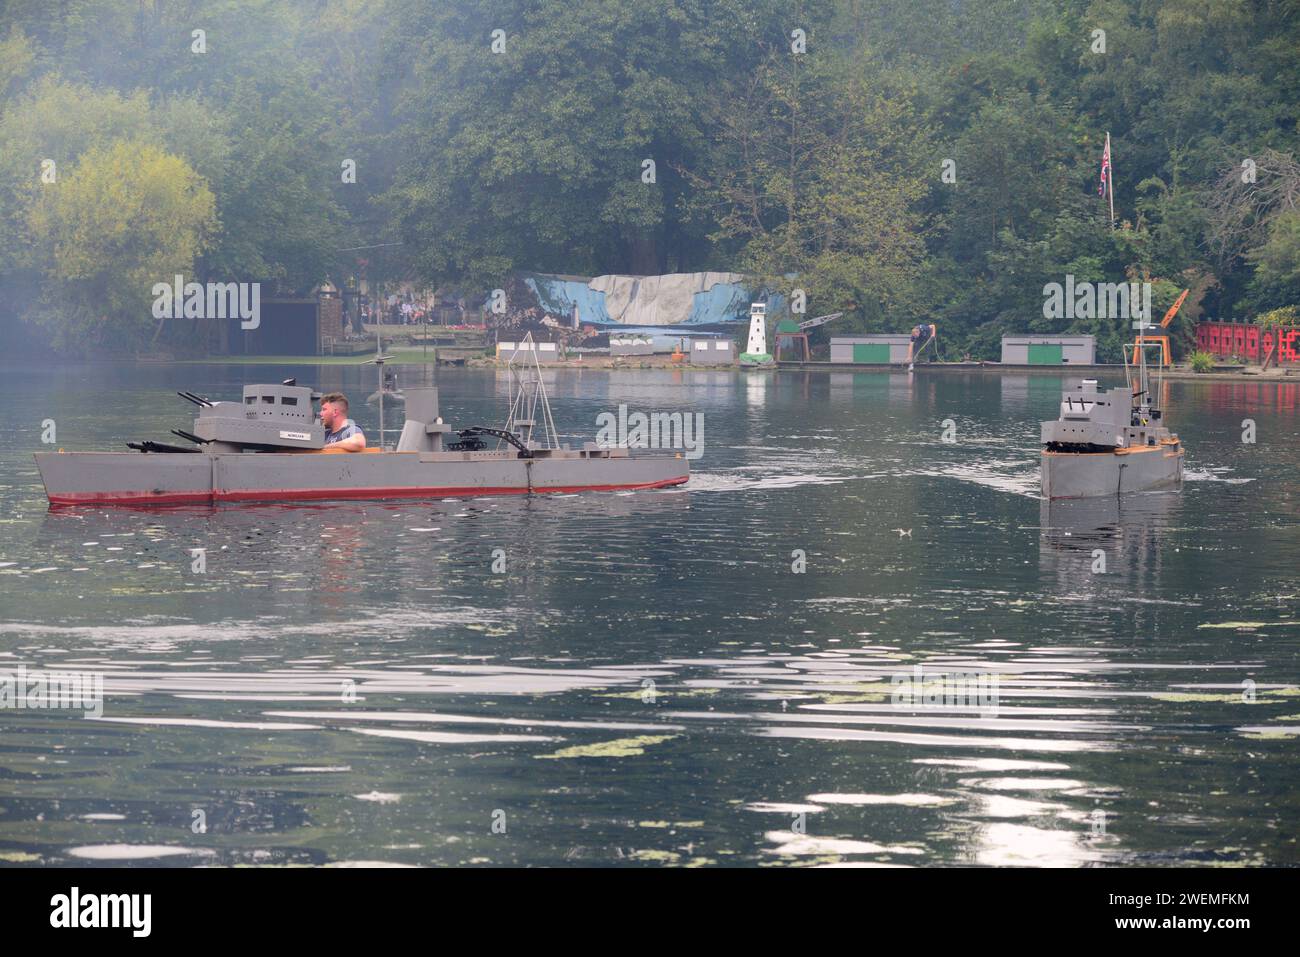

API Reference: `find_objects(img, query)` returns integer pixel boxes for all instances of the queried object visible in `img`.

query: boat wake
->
[686,470,880,492]
[1184,467,1253,484]
[911,458,1042,499]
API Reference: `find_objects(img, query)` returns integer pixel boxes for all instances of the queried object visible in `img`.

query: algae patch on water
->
[630,848,681,863]
[1196,621,1290,630]
[596,688,718,701]
[536,734,679,759]
[637,820,704,828]
[816,681,895,704]
[1153,688,1300,703]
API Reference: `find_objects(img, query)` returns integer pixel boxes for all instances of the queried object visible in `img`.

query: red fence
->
[1196,322,1300,364]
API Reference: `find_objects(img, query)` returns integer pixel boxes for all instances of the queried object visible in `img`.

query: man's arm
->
[335,431,366,452]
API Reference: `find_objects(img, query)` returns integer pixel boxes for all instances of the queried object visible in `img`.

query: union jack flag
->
[1098,136,1111,196]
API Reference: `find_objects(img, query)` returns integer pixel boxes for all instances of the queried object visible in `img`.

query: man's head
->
[319,392,349,431]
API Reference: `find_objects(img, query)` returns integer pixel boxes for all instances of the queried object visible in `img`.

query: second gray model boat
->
[1039,339,1184,499]
[36,350,689,506]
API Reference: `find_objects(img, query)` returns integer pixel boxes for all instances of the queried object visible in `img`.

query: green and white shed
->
[830,335,912,364]
[1001,335,1095,365]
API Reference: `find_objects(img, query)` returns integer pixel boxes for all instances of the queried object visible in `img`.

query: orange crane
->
[1131,288,1188,367]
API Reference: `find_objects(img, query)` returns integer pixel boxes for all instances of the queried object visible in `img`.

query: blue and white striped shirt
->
[324,418,364,445]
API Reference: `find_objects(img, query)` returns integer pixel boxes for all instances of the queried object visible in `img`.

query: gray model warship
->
[1039,339,1183,499]
[36,352,689,506]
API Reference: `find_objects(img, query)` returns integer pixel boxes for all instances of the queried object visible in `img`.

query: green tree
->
[686,43,931,328]
[26,140,216,353]
[0,24,36,99]
[382,0,783,292]
[1249,208,1300,289]
[0,78,155,271]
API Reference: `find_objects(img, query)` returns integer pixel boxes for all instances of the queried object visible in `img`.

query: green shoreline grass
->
[167,350,445,365]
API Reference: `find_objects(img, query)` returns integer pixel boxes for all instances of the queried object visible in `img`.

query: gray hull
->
[1040,443,1183,500]
[36,449,689,506]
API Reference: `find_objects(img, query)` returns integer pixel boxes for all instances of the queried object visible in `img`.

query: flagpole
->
[1107,132,1115,227]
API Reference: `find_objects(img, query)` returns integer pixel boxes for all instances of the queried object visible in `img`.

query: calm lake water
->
[1,361,1297,867]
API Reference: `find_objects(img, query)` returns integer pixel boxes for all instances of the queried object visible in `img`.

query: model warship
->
[1039,337,1184,499]
[35,353,689,506]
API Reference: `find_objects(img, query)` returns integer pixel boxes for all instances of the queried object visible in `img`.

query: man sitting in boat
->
[319,392,367,451]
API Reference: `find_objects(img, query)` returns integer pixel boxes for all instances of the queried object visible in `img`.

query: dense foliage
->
[1,0,1296,357]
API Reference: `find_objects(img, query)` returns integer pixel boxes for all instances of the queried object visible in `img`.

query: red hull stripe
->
[47,476,689,506]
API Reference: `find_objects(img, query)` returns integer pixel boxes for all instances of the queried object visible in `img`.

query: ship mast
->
[502,332,558,451]
[1125,315,1163,426]
[365,330,395,449]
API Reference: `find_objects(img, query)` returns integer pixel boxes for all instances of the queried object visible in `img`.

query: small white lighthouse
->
[740,302,774,366]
